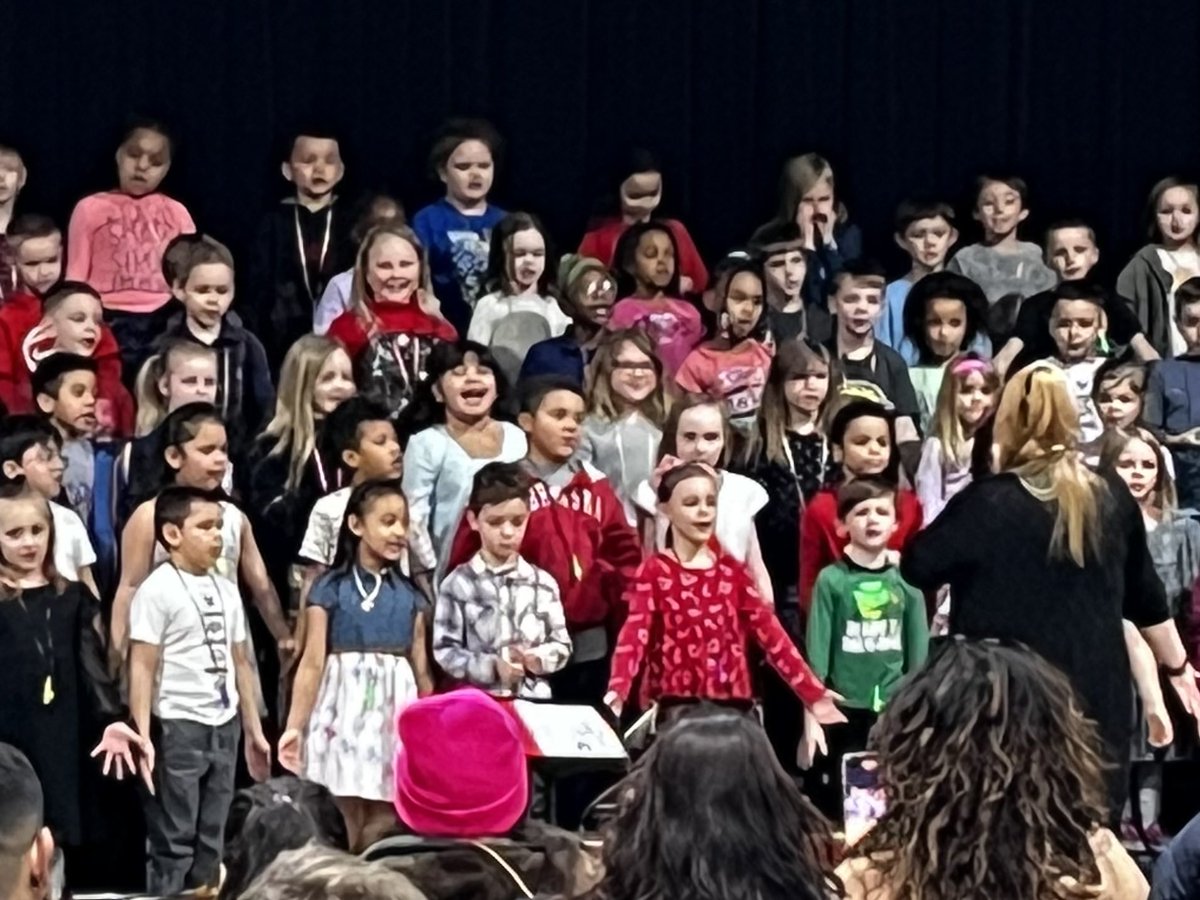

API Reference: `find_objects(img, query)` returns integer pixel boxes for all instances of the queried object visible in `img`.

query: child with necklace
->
[281,478,434,852]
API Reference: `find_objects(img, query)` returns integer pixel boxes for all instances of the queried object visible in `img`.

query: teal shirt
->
[806,559,929,711]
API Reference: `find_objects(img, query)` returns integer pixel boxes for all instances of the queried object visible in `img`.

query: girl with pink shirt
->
[607,221,703,380]
[675,260,774,434]
[66,118,195,360]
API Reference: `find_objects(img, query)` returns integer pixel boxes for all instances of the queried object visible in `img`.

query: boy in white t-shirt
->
[297,397,435,605]
[0,414,99,595]
[128,486,270,896]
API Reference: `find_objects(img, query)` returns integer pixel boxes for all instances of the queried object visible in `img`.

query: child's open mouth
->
[460,387,489,402]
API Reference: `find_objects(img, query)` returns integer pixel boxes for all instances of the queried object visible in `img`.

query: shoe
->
[1143,822,1168,849]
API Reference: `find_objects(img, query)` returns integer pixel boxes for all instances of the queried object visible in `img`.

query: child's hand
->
[815,213,836,247]
[808,690,848,726]
[1146,701,1174,748]
[796,204,817,250]
[245,729,272,782]
[497,654,524,685]
[90,722,156,795]
[797,709,826,770]
[603,691,623,718]
[679,275,695,295]
[21,320,57,371]
[277,728,304,775]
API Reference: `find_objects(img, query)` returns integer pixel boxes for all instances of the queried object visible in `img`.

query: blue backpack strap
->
[89,441,125,597]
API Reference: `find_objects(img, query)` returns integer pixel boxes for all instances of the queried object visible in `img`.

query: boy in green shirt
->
[805,477,928,819]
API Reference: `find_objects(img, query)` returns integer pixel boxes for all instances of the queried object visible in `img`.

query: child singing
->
[434,462,572,698]
[604,461,844,737]
[128,485,271,895]
[281,478,434,852]
[805,478,928,816]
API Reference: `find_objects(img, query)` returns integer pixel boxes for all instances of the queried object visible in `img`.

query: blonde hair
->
[349,223,441,322]
[261,335,352,493]
[994,363,1104,566]
[133,341,218,436]
[931,354,1000,467]
[587,329,667,425]
[1098,426,1177,514]
[240,844,425,900]
[778,152,849,225]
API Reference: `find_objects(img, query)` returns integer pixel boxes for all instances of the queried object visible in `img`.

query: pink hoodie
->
[66,191,195,313]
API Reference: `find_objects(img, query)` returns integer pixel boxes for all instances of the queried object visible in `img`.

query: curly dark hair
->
[851,638,1109,900]
[593,705,838,900]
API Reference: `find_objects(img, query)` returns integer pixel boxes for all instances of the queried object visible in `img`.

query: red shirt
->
[578,218,709,292]
[798,487,923,614]
[447,463,642,630]
[0,291,133,437]
[326,300,457,359]
[608,550,826,709]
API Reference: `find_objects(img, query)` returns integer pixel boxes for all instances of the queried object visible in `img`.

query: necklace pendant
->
[42,675,54,706]
[360,597,376,612]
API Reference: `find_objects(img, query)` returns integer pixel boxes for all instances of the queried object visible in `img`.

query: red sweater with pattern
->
[607,550,827,709]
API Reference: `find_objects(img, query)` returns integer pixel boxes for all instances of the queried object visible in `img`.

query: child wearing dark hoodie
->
[445,375,642,704]
[157,235,275,454]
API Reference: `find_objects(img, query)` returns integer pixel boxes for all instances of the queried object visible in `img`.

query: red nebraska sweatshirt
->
[0,291,134,436]
[445,460,643,631]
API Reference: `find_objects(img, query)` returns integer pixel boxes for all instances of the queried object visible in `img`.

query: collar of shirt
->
[467,551,533,581]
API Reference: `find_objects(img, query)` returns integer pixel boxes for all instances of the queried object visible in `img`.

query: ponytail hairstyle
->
[131,402,226,507]
[348,222,440,321]
[329,478,409,574]
[931,353,1000,467]
[993,363,1104,566]
[133,340,218,436]
[218,776,349,900]
[744,337,837,467]
[656,460,719,504]
[901,271,989,365]
[587,328,667,425]
[261,335,355,493]
[0,479,62,599]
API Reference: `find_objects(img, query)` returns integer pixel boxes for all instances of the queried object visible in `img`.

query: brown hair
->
[175,234,235,285]
[742,337,837,467]
[348,222,440,321]
[1146,176,1200,242]
[1097,426,1177,514]
[0,482,64,600]
[835,476,896,519]
[931,354,1001,467]
[658,394,731,467]
[587,328,667,425]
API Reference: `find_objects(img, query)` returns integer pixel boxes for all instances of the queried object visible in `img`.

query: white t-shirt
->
[634,470,768,561]
[128,563,246,726]
[49,502,96,582]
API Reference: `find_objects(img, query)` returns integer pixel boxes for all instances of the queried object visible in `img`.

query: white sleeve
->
[225,579,248,645]
[467,294,499,344]
[401,429,441,531]
[313,270,352,335]
[298,502,336,566]
[57,507,97,569]
[546,297,572,336]
[129,576,169,645]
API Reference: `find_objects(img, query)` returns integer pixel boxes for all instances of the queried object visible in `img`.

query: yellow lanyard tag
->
[42,675,54,706]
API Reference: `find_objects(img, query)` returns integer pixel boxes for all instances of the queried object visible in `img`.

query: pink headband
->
[951,357,991,376]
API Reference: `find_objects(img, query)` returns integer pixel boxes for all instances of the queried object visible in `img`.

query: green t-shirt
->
[805,559,929,711]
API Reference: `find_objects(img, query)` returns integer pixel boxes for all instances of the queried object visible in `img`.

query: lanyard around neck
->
[294,205,333,302]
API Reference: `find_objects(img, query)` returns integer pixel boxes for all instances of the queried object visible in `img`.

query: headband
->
[950,357,991,376]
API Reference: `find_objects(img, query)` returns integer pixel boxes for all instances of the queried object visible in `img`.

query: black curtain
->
[2,0,1198,286]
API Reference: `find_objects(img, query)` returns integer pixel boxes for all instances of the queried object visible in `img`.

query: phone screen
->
[842,751,885,846]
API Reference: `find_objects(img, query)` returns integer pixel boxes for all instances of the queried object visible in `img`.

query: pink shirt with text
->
[607,297,703,378]
[66,191,195,313]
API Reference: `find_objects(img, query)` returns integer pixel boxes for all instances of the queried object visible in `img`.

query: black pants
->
[142,718,239,895]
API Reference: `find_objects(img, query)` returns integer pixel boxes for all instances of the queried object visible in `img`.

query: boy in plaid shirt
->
[434,461,572,698]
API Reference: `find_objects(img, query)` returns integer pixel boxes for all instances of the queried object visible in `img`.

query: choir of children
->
[4,115,1200,896]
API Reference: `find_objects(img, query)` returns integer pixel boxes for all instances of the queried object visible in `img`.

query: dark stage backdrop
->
[1,0,1197,285]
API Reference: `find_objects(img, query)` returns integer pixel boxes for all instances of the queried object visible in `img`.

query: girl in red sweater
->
[798,400,922,614]
[606,461,844,737]
[327,223,457,414]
